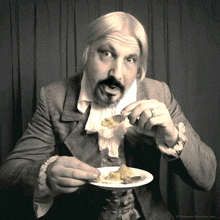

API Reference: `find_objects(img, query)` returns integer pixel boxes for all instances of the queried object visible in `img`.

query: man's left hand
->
[121,99,178,148]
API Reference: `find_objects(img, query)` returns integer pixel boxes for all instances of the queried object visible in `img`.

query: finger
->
[57,156,100,173]
[52,184,80,194]
[134,105,165,129]
[135,126,156,137]
[143,129,156,137]
[138,109,154,129]
[59,167,100,180]
[144,115,166,130]
[121,100,158,116]
[127,103,148,125]
[149,107,166,118]
[124,102,160,125]
[55,176,86,187]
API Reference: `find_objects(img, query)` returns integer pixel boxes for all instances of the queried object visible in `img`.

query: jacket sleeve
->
[0,87,56,195]
[162,82,217,191]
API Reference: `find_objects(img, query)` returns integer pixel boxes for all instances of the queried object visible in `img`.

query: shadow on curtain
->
[0,0,220,219]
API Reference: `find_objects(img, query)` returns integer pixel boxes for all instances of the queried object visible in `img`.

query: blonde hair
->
[81,11,148,80]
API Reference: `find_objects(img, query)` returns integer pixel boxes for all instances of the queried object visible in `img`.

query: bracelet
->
[157,122,187,157]
[38,155,59,192]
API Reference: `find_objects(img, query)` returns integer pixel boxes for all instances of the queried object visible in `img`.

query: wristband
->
[38,155,59,192]
[157,122,187,157]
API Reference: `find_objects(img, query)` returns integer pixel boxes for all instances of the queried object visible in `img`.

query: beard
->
[92,76,125,107]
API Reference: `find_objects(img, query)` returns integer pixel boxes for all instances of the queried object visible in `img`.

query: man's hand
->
[46,156,100,196]
[121,99,179,147]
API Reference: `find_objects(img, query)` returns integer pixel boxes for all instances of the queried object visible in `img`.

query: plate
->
[90,166,153,190]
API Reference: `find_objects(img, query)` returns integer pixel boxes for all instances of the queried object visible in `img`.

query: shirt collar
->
[77,72,93,113]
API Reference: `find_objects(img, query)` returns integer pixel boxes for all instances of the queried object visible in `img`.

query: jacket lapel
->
[58,74,102,166]
[61,74,84,122]
[137,79,150,101]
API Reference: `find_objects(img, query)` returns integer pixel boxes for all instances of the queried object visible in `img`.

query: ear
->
[82,46,90,70]
[136,67,142,80]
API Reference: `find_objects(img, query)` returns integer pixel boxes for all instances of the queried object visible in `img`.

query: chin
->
[93,91,122,108]
[93,96,121,108]
[92,81,125,107]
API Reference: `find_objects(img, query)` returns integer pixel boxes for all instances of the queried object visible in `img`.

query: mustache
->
[98,76,124,91]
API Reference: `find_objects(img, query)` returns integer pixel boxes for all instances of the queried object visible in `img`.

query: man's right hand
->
[46,156,100,196]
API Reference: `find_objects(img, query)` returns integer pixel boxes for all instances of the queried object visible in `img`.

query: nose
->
[108,60,123,81]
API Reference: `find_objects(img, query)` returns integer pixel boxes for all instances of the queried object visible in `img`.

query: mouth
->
[101,84,120,96]
[93,76,125,107]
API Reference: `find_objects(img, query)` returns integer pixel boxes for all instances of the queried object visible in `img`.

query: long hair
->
[81,11,148,80]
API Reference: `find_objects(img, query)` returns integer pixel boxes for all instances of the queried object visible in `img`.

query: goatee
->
[93,76,125,107]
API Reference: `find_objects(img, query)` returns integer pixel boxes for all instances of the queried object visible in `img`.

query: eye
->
[98,48,114,60]
[98,49,115,61]
[103,51,113,57]
[127,57,136,63]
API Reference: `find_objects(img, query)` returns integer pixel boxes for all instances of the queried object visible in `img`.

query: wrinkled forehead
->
[92,31,140,55]
[105,31,139,46]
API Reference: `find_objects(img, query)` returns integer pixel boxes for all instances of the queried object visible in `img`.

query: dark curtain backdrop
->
[0,0,220,219]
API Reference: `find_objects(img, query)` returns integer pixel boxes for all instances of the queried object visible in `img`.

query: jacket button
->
[101,158,107,166]
[102,158,107,163]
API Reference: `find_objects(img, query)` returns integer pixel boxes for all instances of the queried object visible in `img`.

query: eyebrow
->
[127,53,138,58]
[99,43,115,52]
[100,43,139,57]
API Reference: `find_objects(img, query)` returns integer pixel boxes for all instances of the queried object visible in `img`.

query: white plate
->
[90,166,153,190]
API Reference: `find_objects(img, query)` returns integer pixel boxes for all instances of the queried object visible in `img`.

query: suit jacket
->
[0,74,217,220]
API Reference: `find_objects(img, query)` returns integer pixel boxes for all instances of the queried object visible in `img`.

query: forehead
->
[93,32,140,55]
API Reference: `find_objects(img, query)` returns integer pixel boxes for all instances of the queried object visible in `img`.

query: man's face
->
[86,31,140,107]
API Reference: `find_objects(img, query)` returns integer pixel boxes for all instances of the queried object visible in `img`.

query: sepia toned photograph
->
[0,0,220,219]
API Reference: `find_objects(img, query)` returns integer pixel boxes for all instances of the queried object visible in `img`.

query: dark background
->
[0,0,220,219]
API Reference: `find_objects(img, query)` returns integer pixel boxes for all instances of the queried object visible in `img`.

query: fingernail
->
[94,170,100,177]
[92,173,99,179]
[121,110,125,115]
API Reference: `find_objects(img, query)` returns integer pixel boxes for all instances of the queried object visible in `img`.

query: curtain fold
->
[1,0,219,218]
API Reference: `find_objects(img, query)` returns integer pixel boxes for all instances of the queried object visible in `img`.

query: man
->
[0,12,217,220]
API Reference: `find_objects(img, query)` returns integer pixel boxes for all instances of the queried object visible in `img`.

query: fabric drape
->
[0,0,220,219]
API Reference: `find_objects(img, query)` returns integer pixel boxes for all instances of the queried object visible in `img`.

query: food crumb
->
[101,117,120,129]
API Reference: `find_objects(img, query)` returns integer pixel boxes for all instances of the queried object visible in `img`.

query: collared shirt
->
[77,71,137,157]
